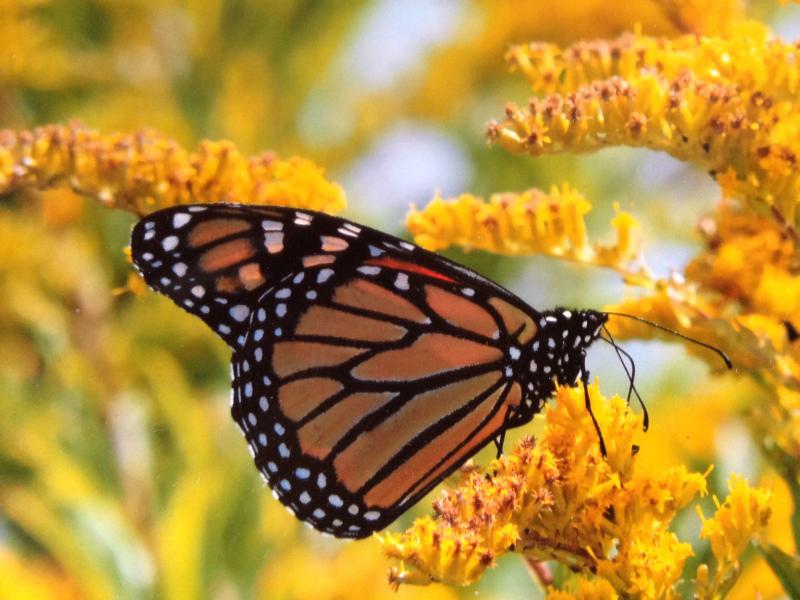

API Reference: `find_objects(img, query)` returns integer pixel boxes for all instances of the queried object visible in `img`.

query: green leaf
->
[757,542,800,598]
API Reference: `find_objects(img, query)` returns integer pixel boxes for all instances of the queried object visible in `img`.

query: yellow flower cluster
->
[394,4,795,595]
[696,475,772,597]
[604,201,800,496]
[686,205,799,331]
[0,123,347,216]
[492,20,800,227]
[382,384,769,597]
[406,185,643,275]
[545,577,618,600]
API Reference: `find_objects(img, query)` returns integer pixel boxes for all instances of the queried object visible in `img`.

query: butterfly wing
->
[131,204,341,347]
[131,204,542,538]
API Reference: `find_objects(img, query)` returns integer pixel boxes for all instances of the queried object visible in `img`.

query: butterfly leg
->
[493,405,517,458]
[580,364,607,457]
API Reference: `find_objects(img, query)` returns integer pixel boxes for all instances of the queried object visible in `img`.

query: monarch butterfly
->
[130,203,725,539]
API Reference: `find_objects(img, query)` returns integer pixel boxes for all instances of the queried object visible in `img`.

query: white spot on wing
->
[262,219,283,231]
[395,272,410,290]
[337,227,358,238]
[173,213,191,228]
[230,305,250,322]
[265,231,284,253]
[162,236,179,251]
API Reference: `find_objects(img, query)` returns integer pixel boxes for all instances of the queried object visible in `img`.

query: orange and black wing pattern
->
[131,204,607,538]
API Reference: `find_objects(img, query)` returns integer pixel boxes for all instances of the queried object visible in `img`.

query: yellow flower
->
[494,20,800,228]
[381,383,707,597]
[0,123,347,216]
[697,475,772,596]
[545,576,619,600]
[406,185,641,273]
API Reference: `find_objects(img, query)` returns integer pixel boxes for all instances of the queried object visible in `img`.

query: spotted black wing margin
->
[130,204,367,348]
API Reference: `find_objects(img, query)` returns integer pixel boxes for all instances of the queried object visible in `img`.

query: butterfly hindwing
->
[230,254,538,537]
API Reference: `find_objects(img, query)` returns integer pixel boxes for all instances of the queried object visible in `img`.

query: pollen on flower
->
[0,123,347,216]
[494,22,800,229]
[381,382,708,595]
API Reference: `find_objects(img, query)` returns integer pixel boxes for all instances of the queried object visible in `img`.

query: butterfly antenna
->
[601,326,649,432]
[603,311,733,370]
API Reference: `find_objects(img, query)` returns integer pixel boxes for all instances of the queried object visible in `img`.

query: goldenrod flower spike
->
[383,382,771,597]
[406,185,644,276]
[382,383,708,596]
[696,475,772,597]
[506,22,788,98]
[0,123,347,216]
[494,22,800,228]
[607,201,800,385]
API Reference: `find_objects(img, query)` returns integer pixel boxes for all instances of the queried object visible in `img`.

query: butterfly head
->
[528,308,608,389]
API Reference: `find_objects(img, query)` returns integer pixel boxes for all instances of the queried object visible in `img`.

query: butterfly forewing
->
[131,205,337,347]
[131,203,600,539]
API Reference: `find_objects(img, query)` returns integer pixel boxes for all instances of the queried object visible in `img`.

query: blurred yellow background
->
[1,1,799,598]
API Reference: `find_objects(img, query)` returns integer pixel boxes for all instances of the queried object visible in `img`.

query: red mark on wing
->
[365,257,456,283]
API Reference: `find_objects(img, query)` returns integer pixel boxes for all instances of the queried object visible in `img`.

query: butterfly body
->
[131,204,606,538]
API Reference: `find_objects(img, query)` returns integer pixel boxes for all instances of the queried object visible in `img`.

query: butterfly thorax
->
[518,308,607,417]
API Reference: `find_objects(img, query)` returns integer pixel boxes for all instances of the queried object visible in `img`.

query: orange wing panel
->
[295,306,407,343]
[199,238,256,273]
[277,377,344,422]
[271,341,367,378]
[351,333,502,382]
[364,383,508,508]
[488,297,538,344]
[188,218,252,247]
[238,262,266,290]
[333,371,501,493]
[297,391,395,460]
[332,279,428,323]
[425,284,499,339]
